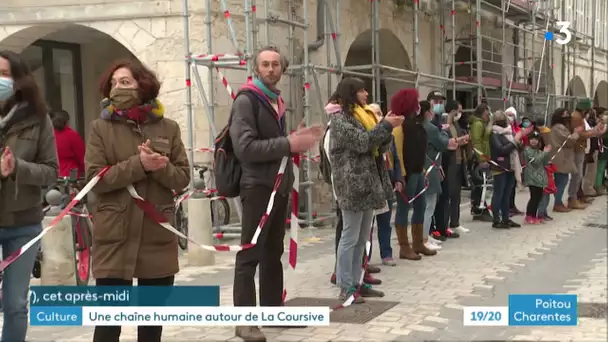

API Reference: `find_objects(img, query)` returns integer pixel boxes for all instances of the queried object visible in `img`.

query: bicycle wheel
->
[210,199,230,228]
[176,205,188,250]
[72,216,92,286]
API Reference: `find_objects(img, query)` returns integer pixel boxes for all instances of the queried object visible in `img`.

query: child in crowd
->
[535,119,555,221]
[523,131,552,224]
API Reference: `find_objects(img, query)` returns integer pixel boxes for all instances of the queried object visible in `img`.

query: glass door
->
[23,40,84,136]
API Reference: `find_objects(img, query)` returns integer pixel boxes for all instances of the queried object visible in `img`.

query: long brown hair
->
[0,50,48,116]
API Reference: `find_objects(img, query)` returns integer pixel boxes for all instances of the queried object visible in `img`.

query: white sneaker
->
[425,241,442,250]
[428,235,443,245]
[453,226,470,234]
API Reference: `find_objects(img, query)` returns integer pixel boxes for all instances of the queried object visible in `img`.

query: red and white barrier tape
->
[174,188,225,210]
[215,67,236,100]
[0,168,110,273]
[397,153,441,204]
[283,153,300,303]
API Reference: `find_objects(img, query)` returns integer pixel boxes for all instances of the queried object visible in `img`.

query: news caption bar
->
[29,286,330,326]
[463,294,578,326]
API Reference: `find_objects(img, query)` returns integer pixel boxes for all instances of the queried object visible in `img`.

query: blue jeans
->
[491,172,515,222]
[395,173,426,226]
[375,200,394,259]
[538,193,550,217]
[336,209,374,290]
[423,193,438,238]
[0,224,42,342]
[553,172,570,206]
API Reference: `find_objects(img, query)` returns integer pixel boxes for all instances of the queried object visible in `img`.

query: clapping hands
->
[139,140,169,172]
[0,147,15,177]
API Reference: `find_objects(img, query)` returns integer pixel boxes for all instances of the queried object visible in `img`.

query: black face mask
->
[495,120,508,128]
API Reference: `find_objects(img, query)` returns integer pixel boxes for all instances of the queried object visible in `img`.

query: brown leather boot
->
[235,326,266,342]
[553,204,571,212]
[568,199,588,210]
[395,225,421,260]
[411,224,437,256]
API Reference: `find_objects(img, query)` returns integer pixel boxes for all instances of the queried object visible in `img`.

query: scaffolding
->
[180,0,603,236]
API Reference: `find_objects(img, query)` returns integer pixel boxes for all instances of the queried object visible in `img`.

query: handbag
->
[544,164,557,194]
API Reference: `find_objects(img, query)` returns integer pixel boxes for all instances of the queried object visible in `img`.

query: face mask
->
[433,103,444,114]
[507,116,515,124]
[454,112,462,121]
[0,77,14,102]
[495,120,508,128]
[522,121,531,128]
[110,88,140,110]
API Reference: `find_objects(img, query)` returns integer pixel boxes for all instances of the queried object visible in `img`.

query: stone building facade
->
[1,0,606,141]
[1,0,607,214]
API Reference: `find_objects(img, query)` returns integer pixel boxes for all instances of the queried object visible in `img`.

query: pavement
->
[1,190,607,341]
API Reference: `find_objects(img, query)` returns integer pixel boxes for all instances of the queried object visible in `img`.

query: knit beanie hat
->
[576,98,593,111]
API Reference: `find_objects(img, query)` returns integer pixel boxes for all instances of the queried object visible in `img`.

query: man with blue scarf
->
[229,46,323,342]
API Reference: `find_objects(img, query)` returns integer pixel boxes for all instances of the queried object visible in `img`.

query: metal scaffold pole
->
[475,0,482,104]
[373,0,381,107]
[451,0,456,100]
[183,0,195,186]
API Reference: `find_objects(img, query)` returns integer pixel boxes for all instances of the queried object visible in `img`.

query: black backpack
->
[318,125,332,185]
[213,92,259,197]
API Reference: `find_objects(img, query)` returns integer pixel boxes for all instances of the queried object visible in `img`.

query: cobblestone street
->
[3,194,607,341]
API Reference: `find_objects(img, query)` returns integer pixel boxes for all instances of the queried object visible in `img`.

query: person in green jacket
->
[595,110,608,195]
[469,103,493,221]
[522,131,552,224]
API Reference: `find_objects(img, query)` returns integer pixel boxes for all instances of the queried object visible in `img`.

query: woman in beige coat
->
[548,108,582,212]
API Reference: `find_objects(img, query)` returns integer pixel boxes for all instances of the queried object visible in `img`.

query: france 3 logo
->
[545,22,572,45]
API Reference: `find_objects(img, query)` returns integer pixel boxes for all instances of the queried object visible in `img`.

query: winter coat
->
[0,103,58,227]
[85,101,190,280]
[329,112,394,212]
[489,130,518,172]
[599,131,608,161]
[54,125,85,178]
[548,123,578,174]
[230,89,294,196]
[422,119,450,195]
[523,147,550,188]
[470,115,491,158]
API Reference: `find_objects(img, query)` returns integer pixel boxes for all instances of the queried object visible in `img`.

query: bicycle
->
[37,169,93,285]
[174,164,230,250]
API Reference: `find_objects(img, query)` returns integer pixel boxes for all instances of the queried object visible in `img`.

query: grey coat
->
[229,90,294,195]
[329,112,394,212]
[422,120,450,196]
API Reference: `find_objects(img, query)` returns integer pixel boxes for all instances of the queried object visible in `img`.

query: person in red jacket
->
[51,110,85,177]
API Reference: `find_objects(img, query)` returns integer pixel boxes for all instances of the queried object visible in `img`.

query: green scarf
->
[253,78,279,101]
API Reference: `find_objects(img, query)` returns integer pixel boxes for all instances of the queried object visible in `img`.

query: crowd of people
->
[0,44,607,342]
[320,80,608,306]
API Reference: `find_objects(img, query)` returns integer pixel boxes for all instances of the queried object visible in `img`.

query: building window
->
[20,40,84,136]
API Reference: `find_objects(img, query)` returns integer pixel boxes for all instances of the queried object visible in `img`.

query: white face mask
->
[507,115,515,124]
[454,112,462,121]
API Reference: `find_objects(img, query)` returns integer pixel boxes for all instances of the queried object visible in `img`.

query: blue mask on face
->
[522,121,531,128]
[433,103,444,114]
[0,77,14,102]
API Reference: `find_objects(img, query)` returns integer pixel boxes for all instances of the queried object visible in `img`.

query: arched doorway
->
[1,24,138,136]
[594,81,608,108]
[449,38,503,111]
[565,76,587,110]
[344,29,413,114]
